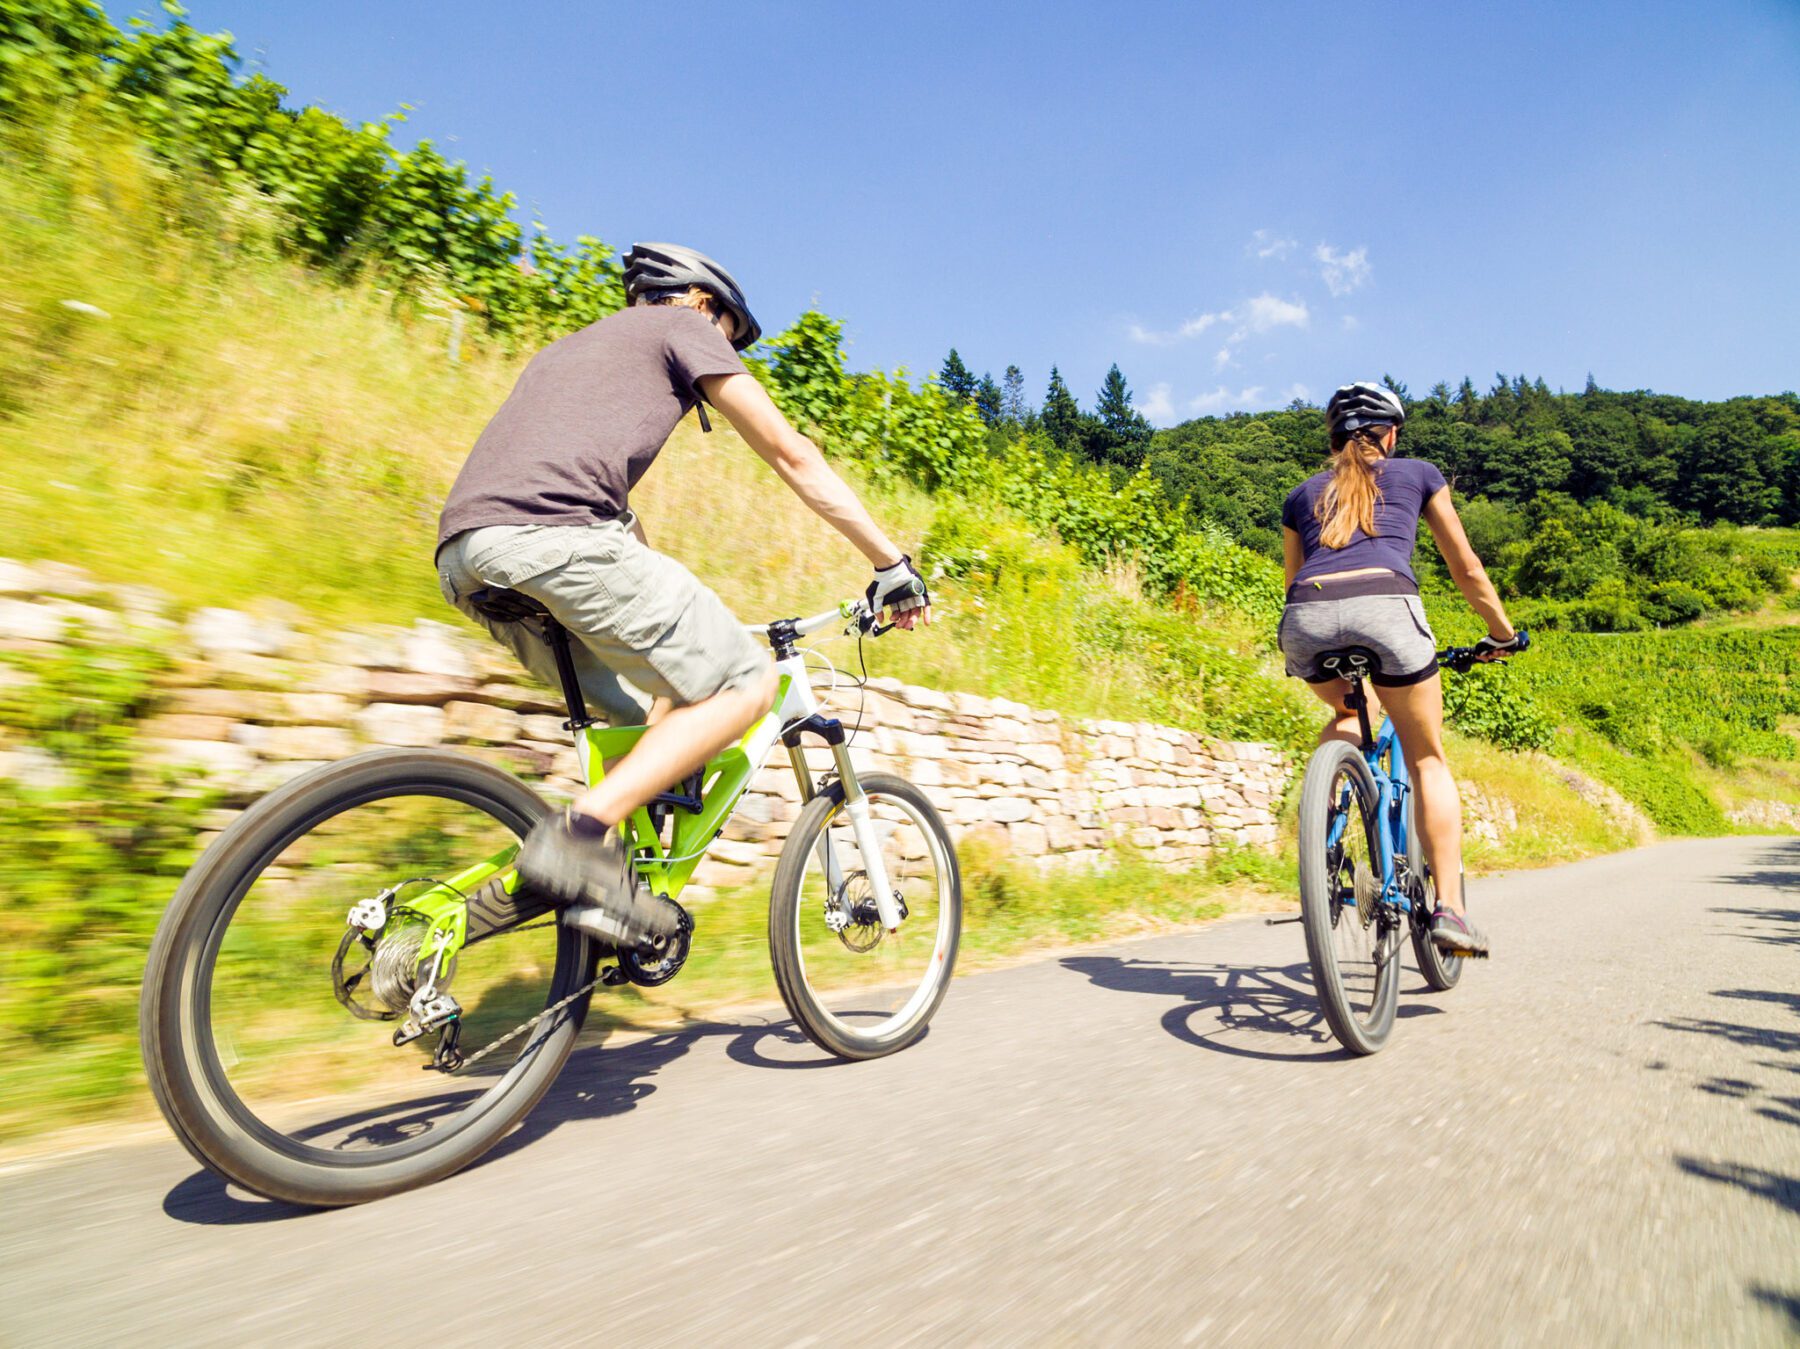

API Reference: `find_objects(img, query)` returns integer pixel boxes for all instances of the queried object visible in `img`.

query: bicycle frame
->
[396,600,896,964]
[1325,678,1417,915]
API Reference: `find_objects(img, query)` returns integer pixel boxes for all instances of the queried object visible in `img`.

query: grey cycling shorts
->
[1278,576,1439,687]
[436,518,771,725]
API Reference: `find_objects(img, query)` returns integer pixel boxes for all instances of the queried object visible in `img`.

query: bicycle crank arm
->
[1264,915,1304,925]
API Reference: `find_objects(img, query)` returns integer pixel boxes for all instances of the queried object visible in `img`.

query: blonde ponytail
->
[1315,428,1387,549]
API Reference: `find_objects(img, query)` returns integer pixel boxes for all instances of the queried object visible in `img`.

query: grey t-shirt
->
[1281,457,1448,584]
[437,305,746,547]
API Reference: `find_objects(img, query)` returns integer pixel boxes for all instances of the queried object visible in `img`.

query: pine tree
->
[1381,373,1409,401]
[938,348,977,402]
[1087,364,1152,465]
[1001,365,1028,423]
[1584,372,1600,398]
[975,373,1002,425]
[1042,366,1081,449]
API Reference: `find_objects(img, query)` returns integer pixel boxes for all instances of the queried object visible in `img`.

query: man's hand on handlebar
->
[867,555,932,633]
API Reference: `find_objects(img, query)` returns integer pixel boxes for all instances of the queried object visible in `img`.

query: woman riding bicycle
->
[1278,382,1522,957]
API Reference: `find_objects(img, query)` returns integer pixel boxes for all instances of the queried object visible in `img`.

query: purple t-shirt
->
[438,305,746,547]
[1281,457,1448,585]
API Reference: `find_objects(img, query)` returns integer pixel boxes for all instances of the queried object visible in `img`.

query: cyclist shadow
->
[1061,954,1443,1063]
[159,1016,844,1227]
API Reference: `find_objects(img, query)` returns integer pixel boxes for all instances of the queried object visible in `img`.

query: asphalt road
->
[3,837,1797,1346]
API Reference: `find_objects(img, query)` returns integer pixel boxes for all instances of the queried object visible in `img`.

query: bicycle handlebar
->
[1437,627,1531,673]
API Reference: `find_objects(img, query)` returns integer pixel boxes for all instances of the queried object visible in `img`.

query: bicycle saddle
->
[467,587,553,625]
[1317,646,1383,679]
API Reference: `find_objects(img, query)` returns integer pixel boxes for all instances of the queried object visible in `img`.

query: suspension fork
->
[784,716,903,931]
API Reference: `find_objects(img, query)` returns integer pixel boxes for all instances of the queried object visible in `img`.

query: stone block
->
[462,682,566,715]
[0,744,74,791]
[258,725,357,760]
[355,703,445,748]
[364,670,477,705]
[1018,743,1065,771]
[280,692,356,725]
[143,738,257,780]
[1007,821,1049,856]
[443,700,523,745]
[188,606,291,657]
[139,713,238,742]
[401,621,475,678]
[0,599,67,643]
[987,796,1033,824]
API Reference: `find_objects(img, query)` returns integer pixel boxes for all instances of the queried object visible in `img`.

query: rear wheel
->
[768,774,960,1060]
[1297,741,1400,1055]
[141,749,595,1207]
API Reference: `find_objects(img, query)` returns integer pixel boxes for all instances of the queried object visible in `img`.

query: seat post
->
[1345,677,1375,752]
[540,617,593,729]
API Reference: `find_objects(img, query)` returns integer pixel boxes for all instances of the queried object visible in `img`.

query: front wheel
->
[1297,741,1400,1055]
[768,773,961,1059]
[140,749,595,1207]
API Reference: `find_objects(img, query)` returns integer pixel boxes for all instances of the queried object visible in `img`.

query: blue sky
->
[114,1,1800,423]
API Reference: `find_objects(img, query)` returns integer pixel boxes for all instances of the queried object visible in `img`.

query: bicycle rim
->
[771,774,960,1059]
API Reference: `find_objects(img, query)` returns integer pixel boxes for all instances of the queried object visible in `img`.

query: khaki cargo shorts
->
[435,517,771,725]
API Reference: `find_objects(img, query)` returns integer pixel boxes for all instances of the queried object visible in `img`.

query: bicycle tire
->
[768,773,961,1060]
[140,749,595,1207]
[1297,741,1400,1055]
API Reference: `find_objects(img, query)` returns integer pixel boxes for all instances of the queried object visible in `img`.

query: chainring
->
[617,897,693,986]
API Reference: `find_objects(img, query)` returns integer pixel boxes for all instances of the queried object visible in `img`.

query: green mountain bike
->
[141,592,961,1206]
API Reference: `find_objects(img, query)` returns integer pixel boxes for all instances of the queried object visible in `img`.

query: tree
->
[1041,366,1081,450]
[975,372,1002,425]
[938,348,977,402]
[1001,365,1029,423]
[1083,364,1152,466]
[1381,373,1409,401]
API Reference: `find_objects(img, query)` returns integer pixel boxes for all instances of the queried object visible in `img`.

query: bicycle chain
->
[434,918,600,1076]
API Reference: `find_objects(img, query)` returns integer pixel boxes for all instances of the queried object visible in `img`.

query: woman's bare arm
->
[1421,488,1515,641]
[1283,526,1304,586]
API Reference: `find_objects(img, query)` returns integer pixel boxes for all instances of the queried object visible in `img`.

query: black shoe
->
[1430,906,1490,958]
[515,811,677,948]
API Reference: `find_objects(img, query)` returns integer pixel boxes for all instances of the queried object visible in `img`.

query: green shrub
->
[0,635,216,1124]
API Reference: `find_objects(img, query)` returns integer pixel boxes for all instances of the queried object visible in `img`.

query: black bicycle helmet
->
[1326,381,1407,436]
[622,242,761,351]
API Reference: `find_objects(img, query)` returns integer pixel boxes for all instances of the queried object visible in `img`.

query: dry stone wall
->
[0,560,1292,896]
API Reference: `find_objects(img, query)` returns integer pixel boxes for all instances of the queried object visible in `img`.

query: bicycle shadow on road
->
[160,1016,857,1226]
[1060,955,1443,1063]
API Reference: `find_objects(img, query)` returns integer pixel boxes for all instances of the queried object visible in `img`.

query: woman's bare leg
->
[1303,676,1382,749]
[1372,673,1465,912]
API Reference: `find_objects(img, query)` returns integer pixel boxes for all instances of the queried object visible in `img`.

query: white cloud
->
[1280,382,1312,405]
[1140,382,1175,423]
[1315,243,1371,297]
[1248,229,1295,261]
[1236,293,1310,333]
[1187,385,1265,415]
[1341,314,1360,331]
[1131,292,1310,371]
[1130,311,1225,346]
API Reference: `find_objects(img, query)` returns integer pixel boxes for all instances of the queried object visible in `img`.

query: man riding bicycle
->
[435,243,929,948]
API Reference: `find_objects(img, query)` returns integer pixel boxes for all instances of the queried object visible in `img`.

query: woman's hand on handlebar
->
[1474,629,1530,662]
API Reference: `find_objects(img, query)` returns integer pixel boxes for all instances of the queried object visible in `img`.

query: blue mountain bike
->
[1294,633,1529,1055]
